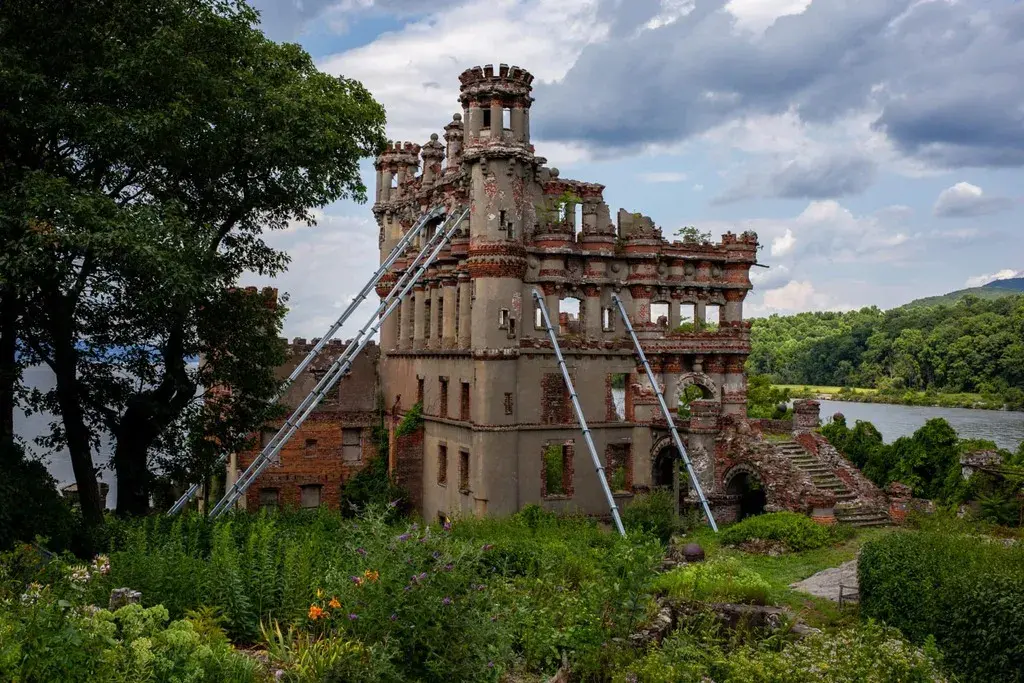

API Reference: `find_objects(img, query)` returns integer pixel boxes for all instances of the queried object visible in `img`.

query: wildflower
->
[443,518,452,531]
[418,572,428,581]
[388,498,400,508]
[316,588,324,598]
[364,569,379,582]
[477,584,486,591]
[442,596,452,605]
[390,613,398,621]
[351,575,364,586]
[275,670,285,681]
[329,597,341,609]
[488,661,495,669]
[432,551,441,559]
[482,544,493,552]
[308,604,324,620]
[68,565,91,584]
[490,615,497,622]
[356,547,367,556]
[444,563,453,572]
[348,613,358,620]
[91,554,111,575]
[397,533,410,542]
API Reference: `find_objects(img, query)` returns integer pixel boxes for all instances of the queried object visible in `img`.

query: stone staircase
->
[775,440,889,527]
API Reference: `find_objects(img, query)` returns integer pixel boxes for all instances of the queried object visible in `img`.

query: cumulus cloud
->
[770,228,795,256]
[750,279,853,315]
[532,0,1024,169]
[933,182,1014,218]
[964,269,1024,288]
[639,171,688,183]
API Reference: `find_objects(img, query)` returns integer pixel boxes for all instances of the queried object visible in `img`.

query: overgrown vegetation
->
[719,512,850,552]
[749,295,1024,410]
[859,523,1024,682]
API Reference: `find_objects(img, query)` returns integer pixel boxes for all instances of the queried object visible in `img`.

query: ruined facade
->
[372,64,760,523]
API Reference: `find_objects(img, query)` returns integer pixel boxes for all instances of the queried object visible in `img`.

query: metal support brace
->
[531,290,626,537]
[610,294,718,532]
[207,206,469,518]
[167,205,448,515]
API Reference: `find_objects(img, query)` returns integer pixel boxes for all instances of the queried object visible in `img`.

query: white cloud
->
[933,182,1014,218]
[640,0,695,32]
[638,171,688,183]
[770,228,795,256]
[724,0,811,34]
[965,269,1024,288]
[752,279,853,316]
[317,0,610,145]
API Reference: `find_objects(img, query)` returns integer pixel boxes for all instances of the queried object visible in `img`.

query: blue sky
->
[242,0,1024,340]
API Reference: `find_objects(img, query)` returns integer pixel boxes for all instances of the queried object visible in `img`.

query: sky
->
[18,0,1024,494]
[241,0,1024,340]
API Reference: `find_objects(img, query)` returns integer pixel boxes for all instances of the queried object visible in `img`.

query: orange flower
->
[364,570,380,582]
[308,604,324,620]
[329,597,341,609]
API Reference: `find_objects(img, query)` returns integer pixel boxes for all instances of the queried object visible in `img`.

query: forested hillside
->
[748,295,1024,405]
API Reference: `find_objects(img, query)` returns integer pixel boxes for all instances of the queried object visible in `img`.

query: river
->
[817,399,1024,451]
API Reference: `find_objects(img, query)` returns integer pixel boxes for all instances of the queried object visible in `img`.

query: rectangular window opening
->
[703,304,722,329]
[542,443,573,498]
[304,438,318,457]
[460,382,470,421]
[424,299,432,339]
[437,444,448,486]
[437,298,444,338]
[259,488,279,511]
[602,307,614,332]
[609,373,628,422]
[507,317,517,338]
[342,428,361,462]
[499,308,510,329]
[482,108,492,128]
[417,377,424,405]
[678,304,696,331]
[502,107,511,129]
[649,302,669,325]
[459,451,470,493]
[605,443,633,493]
[300,484,322,509]
[534,303,545,330]
[439,377,449,418]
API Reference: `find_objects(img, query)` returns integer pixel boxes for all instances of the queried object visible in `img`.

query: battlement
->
[459,63,534,88]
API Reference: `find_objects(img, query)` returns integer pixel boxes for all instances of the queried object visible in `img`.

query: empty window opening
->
[703,304,721,330]
[558,200,568,222]
[534,302,545,330]
[650,302,669,326]
[259,488,279,511]
[542,443,573,498]
[460,382,470,421]
[391,175,398,188]
[574,203,583,239]
[437,445,448,486]
[459,451,470,492]
[678,304,696,331]
[342,428,361,462]
[678,384,707,418]
[502,107,511,129]
[454,289,461,339]
[300,484,322,509]
[499,308,510,329]
[439,377,449,418]
[499,209,514,239]
[436,298,444,337]
[605,443,632,493]
[609,373,628,421]
[417,377,424,405]
[395,307,402,343]
[507,317,517,338]
[304,438,318,457]
[482,107,492,128]
[602,307,615,332]
[558,296,583,336]
[424,300,432,339]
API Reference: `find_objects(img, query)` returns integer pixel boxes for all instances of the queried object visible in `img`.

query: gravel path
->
[789,559,859,602]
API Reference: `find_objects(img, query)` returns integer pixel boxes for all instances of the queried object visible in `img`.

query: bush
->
[859,528,1024,682]
[0,442,76,553]
[652,557,771,604]
[621,489,677,543]
[719,512,835,552]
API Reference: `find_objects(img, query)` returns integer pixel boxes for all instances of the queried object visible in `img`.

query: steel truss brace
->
[166,205,448,515]
[206,206,469,518]
[531,289,626,537]
[610,293,718,532]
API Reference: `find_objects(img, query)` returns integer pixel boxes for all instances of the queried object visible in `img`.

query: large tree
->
[0,0,387,522]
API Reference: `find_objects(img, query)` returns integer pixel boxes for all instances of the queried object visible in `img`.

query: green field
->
[775,384,878,396]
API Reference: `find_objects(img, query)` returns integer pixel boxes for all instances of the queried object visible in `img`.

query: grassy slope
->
[902,281,1023,308]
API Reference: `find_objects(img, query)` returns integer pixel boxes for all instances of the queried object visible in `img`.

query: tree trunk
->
[0,289,19,452]
[50,332,105,530]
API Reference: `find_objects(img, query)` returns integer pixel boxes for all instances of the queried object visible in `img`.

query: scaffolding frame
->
[531,289,626,537]
[204,206,469,518]
[610,293,718,532]
[167,205,449,515]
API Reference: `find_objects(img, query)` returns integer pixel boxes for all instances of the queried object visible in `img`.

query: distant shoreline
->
[776,384,1022,413]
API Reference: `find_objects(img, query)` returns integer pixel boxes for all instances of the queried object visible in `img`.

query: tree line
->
[1,0,387,549]
[748,295,1024,408]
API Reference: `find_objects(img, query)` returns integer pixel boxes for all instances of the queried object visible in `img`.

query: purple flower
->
[418,572,428,581]
[477,584,485,591]
[488,661,495,669]
[444,563,453,571]
[350,575,362,584]
[397,533,410,542]
[432,551,441,559]
[388,498,400,508]
[443,520,452,531]
[348,613,358,620]
[356,547,367,556]
[441,596,452,605]
[404,585,411,592]
[390,613,398,621]
[411,522,419,531]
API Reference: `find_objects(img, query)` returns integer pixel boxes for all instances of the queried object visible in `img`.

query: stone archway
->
[723,463,766,521]
[672,372,718,405]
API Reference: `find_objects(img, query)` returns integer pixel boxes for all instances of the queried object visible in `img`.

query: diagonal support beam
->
[532,289,626,537]
[610,293,718,532]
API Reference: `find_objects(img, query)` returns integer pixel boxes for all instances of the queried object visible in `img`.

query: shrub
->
[859,528,1024,682]
[719,512,834,552]
[0,442,76,553]
[652,557,771,604]
[621,489,677,543]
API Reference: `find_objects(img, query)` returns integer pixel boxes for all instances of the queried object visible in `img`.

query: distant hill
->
[903,277,1024,308]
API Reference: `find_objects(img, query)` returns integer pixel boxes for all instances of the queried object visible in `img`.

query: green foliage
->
[618,617,946,683]
[675,225,713,244]
[0,442,76,553]
[745,374,792,419]
[859,527,1024,682]
[653,557,772,604]
[338,453,408,519]
[719,512,836,552]
[395,402,423,437]
[621,489,677,543]
[543,444,565,495]
[748,295,1024,409]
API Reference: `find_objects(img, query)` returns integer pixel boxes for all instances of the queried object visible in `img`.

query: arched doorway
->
[725,467,766,521]
[672,372,718,418]
[652,445,677,489]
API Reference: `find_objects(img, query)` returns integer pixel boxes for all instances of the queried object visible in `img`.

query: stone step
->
[834,492,859,500]
[836,512,890,527]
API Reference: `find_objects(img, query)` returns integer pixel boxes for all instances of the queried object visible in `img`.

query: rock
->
[790,559,858,603]
[108,587,142,611]
[682,543,705,563]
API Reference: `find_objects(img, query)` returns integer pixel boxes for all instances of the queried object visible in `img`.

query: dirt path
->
[789,559,858,602]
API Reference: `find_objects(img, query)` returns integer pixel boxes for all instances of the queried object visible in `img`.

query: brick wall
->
[393,425,425,512]
[541,372,573,424]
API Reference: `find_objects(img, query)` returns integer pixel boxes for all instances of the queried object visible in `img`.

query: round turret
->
[457,64,534,144]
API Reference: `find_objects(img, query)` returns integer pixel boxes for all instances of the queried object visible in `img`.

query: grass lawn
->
[775,384,878,396]
[682,525,896,629]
